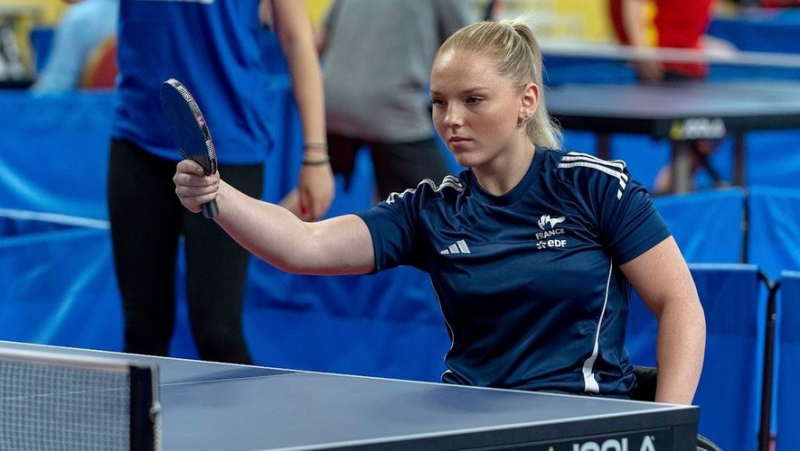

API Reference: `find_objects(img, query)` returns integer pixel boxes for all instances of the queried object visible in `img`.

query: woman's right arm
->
[175,160,375,276]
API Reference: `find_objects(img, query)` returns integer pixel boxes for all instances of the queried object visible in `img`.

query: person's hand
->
[173,160,220,214]
[296,162,334,221]
[632,59,664,84]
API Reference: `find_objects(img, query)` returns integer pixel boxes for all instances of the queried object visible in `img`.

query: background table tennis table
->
[0,340,698,451]
[546,80,800,193]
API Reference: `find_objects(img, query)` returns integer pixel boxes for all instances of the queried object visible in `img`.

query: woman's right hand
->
[173,160,220,214]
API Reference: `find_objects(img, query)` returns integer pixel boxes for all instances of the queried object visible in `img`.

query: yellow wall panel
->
[0,0,66,24]
[496,0,617,43]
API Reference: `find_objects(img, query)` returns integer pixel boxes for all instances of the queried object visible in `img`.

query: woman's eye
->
[466,96,482,104]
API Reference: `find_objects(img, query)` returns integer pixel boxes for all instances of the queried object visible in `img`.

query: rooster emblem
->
[538,215,565,230]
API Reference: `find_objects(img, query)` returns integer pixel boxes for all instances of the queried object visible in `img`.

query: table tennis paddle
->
[160,78,219,219]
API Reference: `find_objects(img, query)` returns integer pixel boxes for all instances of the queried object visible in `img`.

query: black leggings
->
[107,139,264,364]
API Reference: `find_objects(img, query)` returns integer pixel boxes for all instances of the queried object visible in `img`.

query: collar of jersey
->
[467,147,545,206]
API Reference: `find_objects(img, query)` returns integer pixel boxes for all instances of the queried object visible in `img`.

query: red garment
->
[609,0,714,79]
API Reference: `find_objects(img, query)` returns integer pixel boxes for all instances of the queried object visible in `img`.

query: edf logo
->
[571,435,656,451]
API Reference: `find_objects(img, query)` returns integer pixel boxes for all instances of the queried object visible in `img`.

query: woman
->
[174,20,705,404]
[110,0,333,365]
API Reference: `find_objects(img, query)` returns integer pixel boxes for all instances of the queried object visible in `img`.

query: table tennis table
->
[0,340,698,450]
[546,80,800,193]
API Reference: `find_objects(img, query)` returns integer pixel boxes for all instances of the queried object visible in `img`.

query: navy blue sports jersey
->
[356,148,671,396]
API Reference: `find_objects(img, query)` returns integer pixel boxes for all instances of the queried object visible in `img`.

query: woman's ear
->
[519,82,539,120]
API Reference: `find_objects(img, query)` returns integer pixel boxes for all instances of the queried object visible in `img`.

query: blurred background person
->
[108,0,333,364]
[609,0,733,194]
[609,0,717,83]
[30,0,118,93]
[281,0,475,213]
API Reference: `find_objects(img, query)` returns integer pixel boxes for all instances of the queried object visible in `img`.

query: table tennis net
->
[0,348,160,451]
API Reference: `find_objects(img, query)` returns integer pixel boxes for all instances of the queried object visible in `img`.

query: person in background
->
[281,0,475,213]
[30,0,118,93]
[108,0,333,364]
[609,0,717,83]
[174,20,706,405]
[609,0,730,194]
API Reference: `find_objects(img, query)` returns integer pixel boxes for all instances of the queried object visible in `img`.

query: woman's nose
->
[443,105,463,128]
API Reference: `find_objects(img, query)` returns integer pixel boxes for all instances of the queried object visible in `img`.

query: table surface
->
[0,340,698,450]
[546,80,800,138]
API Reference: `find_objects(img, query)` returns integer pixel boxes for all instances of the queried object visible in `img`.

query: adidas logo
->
[440,239,470,255]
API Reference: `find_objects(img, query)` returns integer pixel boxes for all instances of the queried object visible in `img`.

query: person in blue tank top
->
[109,0,334,364]
[173,20,705,403]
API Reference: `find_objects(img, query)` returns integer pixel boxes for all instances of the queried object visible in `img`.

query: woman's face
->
[430,48,536,170]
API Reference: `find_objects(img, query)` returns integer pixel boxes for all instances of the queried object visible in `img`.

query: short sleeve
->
[595,167,671,264]
[354,189,426,272]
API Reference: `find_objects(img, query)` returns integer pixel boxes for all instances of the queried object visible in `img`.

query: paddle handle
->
[202,200,219,219]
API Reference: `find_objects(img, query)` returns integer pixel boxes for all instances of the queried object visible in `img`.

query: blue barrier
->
[627,264,768,451]
[709,8,800,55]
[243,262,449,381]
[655,188,745,264]
[0,215,449,381]
[748,187,800,281]
[0,225,122,351]
[776,271,800,451]
[0,91,115,220]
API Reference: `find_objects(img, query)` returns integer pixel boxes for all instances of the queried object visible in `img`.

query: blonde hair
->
[436,20,562,149]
